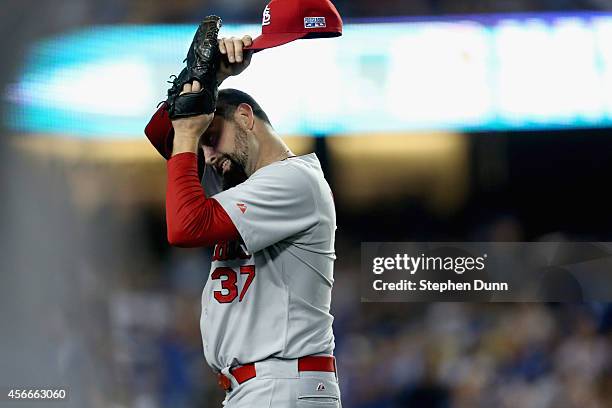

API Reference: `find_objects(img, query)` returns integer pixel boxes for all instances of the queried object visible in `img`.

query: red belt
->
[217,355,336,391]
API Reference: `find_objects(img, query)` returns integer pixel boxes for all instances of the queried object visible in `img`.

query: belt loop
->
[333,356,339,381]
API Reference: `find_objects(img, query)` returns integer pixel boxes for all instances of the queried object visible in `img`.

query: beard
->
[219,155,248,190]
[219,125,249,190]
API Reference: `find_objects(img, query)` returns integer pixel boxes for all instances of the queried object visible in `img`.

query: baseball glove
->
[166,15,222,119]
[145,15,222,161]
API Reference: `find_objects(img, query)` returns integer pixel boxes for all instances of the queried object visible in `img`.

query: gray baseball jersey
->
[201,153,337,373]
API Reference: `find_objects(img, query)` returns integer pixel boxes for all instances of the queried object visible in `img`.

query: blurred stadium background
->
[2,1,612,407]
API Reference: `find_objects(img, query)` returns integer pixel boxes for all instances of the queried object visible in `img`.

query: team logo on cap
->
[304,17,326,28]
[262,5,271,26]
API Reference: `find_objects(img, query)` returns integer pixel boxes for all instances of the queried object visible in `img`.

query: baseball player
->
[152,29,342,407]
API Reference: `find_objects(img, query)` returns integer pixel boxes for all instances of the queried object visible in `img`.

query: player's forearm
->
[172,132,199,156]
[166,153,239,247]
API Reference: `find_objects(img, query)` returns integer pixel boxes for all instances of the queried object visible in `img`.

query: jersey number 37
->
[211,266,256,303]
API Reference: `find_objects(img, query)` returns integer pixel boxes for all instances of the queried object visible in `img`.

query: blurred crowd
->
[333,288,612,408]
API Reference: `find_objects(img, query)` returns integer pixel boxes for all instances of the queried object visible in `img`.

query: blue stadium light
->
[5,13,612,138]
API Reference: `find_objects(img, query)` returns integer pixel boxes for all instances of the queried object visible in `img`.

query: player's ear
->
[235,103,255,130]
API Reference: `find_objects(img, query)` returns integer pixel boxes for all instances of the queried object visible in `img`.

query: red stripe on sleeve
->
[166,152,240,247]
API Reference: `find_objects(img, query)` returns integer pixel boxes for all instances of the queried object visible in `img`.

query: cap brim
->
[245,32,308,53]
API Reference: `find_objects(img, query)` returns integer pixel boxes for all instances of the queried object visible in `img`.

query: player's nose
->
[203,146,218,166]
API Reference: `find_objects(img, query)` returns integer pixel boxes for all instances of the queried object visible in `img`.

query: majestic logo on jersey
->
[262,5,271,26]
[304,17,326,28]
[212,241,250,262]
[236,203,247,214]
[316,382,326,391]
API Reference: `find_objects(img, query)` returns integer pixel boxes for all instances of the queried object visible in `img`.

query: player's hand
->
[217,35,254,84]
[171,81,214,155]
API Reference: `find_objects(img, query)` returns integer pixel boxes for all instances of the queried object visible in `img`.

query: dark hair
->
[216,88,271,125]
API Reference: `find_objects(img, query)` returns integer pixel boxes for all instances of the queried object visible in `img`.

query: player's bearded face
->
[218,124,248,190]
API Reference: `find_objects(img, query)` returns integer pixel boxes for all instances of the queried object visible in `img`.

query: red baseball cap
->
[246,0,343,52]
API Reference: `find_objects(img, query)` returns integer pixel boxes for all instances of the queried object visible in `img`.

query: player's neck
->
[250,128,294,175]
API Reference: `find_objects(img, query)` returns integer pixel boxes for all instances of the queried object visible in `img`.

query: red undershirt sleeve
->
[166,152,240,247]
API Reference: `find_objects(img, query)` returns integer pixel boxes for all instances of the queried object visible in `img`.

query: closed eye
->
[201,131,218,147]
